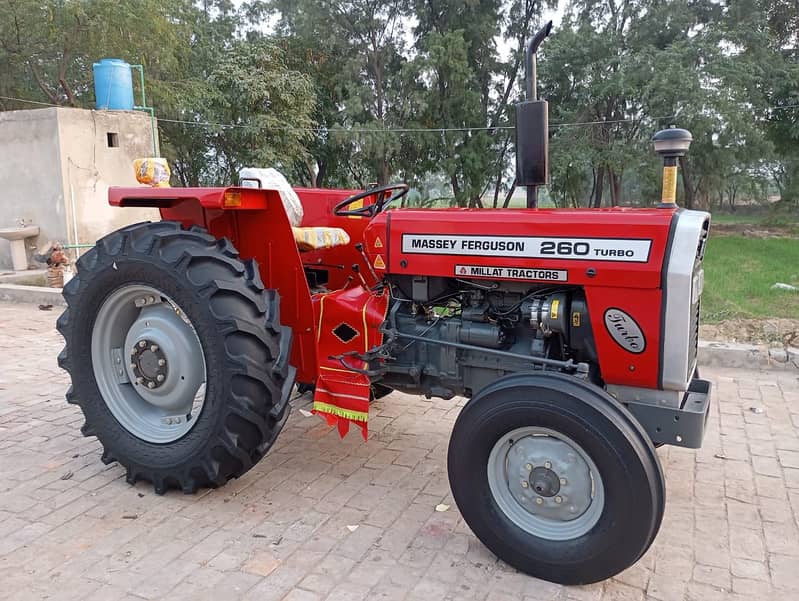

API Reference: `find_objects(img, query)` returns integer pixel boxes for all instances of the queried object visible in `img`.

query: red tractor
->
[57,24,710,585]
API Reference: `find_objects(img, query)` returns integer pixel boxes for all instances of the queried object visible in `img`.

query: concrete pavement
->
[1,301,798,600]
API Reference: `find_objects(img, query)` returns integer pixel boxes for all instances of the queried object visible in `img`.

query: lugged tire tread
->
[57,221,294,494]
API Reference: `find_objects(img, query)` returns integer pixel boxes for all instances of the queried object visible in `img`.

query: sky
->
[232,1,567,38]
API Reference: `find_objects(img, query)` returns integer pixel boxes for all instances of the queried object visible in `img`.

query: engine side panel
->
[583,286,662,388]
[366,207,675,289]
[365,207,678,390]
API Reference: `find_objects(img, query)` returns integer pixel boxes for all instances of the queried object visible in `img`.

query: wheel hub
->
[506,436,593,522]
[529,466,560,497]
[91,284,207,444]
[130,339,168,389]
[487,426,605,541]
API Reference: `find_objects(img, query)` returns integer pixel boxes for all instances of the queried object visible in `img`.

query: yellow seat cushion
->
[292,227,351,252]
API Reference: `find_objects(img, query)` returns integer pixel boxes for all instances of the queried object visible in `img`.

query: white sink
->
[0,225,39,270]
[0,225,39,241]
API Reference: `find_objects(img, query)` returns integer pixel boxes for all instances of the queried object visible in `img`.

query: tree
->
[538,0,786,210]
[728,0,799,205]
[3,0,794,207]
[271,0,419,188]
[412,0,544,207]
[0,0,317,187]
[0,0,187,108]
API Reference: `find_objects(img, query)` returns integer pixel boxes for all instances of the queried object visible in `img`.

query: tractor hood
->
[364,207,688,290]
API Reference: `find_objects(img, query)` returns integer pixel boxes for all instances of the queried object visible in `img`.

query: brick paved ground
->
[1,300,798,601]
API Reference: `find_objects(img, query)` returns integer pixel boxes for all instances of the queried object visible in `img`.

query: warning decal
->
[374,236,383,248]
[455,265,568,282]
[373,255,386,270]
[404,234,652,262]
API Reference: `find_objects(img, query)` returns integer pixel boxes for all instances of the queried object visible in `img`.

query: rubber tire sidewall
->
[448,373,664,585]
[59,222,291,492]
[73,257,232,469]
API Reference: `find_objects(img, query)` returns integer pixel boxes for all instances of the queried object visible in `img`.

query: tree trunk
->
[502,179,517,208]
[492,176,502,208]
[678,156,694,209]
[492,137,512,208]
[608,170,617,207]
[303,158,317,188]
[316,159,326,189]
[371,44,390,187]
[28,62,59,105]
[609,169,622,206]
[379,160,390,187]
[592,165,605,208]
[469,194,484,209]
[451,174,462,206]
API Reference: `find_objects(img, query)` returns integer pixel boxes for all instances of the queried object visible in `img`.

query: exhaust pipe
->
[516,21,553,209]
[524,21,553,101]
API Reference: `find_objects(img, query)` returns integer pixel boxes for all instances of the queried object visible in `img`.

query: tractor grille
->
[662,212,709,391]
[687,298,700,380]
[687,224,707,380]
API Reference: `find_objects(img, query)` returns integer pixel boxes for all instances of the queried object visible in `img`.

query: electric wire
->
[2,94,794,135]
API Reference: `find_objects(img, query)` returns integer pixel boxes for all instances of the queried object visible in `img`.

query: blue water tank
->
[93,58,134,110]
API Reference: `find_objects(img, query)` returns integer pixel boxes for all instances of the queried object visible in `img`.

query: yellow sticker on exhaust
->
[550,299,560,319]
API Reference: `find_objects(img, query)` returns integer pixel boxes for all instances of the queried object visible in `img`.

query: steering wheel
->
[333,183,409,218]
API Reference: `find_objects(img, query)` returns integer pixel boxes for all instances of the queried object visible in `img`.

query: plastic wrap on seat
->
[239,167,304,226]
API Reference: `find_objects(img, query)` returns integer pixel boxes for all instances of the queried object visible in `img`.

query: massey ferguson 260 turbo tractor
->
[57,24,711,584]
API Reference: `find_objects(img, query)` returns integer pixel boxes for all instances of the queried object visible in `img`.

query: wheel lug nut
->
[544,461,551,469]
[150,344,159,352]
[158,359,166,366]
[535,497,543,505]
[130,363,137,371]
[139,341,147,348]
[147,382,155,389]
[521,481,528,488]
[525,463,532,471]
[156,374,165,382]
[560,478,567,485]
[136,377,144,384]
[555,496,562,504]
[148,296,155,303]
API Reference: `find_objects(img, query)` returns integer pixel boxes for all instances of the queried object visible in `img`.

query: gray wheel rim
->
[90,284,207,443]
[487,426,605,541]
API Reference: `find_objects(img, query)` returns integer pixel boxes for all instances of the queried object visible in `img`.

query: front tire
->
[57,222,295,494]
[448,372,664,585]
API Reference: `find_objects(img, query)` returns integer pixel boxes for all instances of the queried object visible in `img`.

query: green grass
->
[701,235,799,322]
[709,213,767,225]
[710,211,799,233]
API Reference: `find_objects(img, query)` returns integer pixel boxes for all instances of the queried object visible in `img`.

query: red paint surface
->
[108,185,387,386]
[366,207,676,389]
[108,186,678,392]
[294,188,378,290]
[311,285,389,438]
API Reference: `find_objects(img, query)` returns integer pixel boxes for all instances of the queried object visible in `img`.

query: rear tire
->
[448,372,664,585]
[57,221,295,494]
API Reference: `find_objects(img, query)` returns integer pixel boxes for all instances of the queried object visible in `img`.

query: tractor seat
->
[292,227,351,252]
